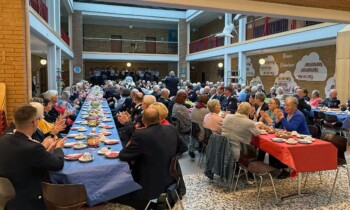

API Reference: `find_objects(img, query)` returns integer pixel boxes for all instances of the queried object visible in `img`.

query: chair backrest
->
[307,125,319,138]
[314,111,325,120]
[239,142,257,167]
[41,182,87,210]
[0,177,15,210]
[202,128,213,145]
[324,114,338,123]
[191,122,200,140]
[320,133,347,161]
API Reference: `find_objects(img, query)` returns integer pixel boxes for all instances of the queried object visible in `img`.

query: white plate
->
[78,128,87,132]
[74,136,86,140]
[297,139,312,144]
[285,141,297,145]
[102,119,112,122]
[73,144,87,149]
[104,139,119,145]
[78,156,94,162]
[64,142,77,148]
[271,138,284,142]
[97,149,110,155]
[81,121,88,125]
[74,121,82,124]
[67,134,78,138]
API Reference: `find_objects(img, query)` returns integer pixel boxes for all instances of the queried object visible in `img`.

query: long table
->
[50,99,141,206]
[257,134,338,196]
[311,108,350,128]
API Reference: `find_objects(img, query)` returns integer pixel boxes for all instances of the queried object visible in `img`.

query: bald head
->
[142,107,160,127]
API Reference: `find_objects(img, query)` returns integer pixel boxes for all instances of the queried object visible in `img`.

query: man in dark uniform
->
[116,108,187,209]
[187,84,197,102]
[0,105,65,210]
[221,86,238,114]
[164,71,179,97]
[213,85,225,103]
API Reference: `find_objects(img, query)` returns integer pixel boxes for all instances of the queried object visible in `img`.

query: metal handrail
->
[82,37,178,44]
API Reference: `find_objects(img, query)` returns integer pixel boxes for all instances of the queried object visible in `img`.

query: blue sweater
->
[279,109,310,135]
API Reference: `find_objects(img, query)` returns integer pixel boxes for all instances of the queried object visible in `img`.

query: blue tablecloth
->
[311,108,349,122]
[50,100,141,206]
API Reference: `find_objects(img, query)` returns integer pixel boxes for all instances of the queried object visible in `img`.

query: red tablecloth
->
[257,134,338,174]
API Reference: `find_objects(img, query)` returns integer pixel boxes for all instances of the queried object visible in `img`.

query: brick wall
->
[178,19,188,80]
[236,45,336,98]
[190,60,224,83]
[0,0,30,122]
[191,18,224,42]
[83,24,172,54]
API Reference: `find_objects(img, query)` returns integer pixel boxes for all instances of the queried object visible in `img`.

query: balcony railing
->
[248,17,322,39]
[29,0,48,23]
[83,37,178,54]
[61,28,70,46]
[189,35,225,53]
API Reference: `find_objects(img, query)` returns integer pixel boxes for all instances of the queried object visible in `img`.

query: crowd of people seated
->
[2,70,350,209]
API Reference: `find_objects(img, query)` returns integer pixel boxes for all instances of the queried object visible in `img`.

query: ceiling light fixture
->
[218,62,224,68]
[126,62,132,67]
[259,58,266,65]
[40,59,47,65]
[129,25,133,29]
[218,15,223,20]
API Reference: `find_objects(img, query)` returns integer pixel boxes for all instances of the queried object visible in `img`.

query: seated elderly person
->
[190,95,210,158]
[259,98,281,126]
[222,102,260,162]
[275,96,310,135]
[149,102,170,125]
[320,89,340,108]
[275,87,286,101]
[203,99,223,134]
[309,90,323,107]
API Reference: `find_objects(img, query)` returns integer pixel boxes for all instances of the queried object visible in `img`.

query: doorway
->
[201,72,205,83]
[111,35,122,52]
[146,37,156,54]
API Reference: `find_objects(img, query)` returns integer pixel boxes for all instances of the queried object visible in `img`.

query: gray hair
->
[286,96,298,107]
[250,86,258,94]
[255,92,266,103]
[61,91,70,101]
[143,95,156,107]
[312,90,320,97]
[277,87,284,94]
[29,102,44,119]
[43,90,58,100]
[207,99,220,113]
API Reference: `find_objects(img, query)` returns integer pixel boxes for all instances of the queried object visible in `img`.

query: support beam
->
[238,51,247,85]
[223,54,231,85]
[47,44,57,90]
[224,13,232,45]
[238,16,247,42]
[98,0,350,24]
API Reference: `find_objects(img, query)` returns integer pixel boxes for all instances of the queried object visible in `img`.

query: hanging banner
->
[324,75,335,97]
[294,52,327,81]
[246,58,255,77]
[259,55,279,76]
[274,71,297,94]
[250,76,264,89]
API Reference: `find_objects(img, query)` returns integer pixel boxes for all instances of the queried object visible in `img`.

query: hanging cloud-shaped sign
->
[274,71,298,94]
[294,52,327,81]
[250,76,264,90]
[259,55,279,76]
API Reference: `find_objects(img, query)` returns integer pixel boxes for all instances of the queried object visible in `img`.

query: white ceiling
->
[188,12,225,29]
[30,32,70,60]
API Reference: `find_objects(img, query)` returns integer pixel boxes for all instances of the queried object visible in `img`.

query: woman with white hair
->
[203,99,223,134]
[222,102,260,161]
[275,87,286,101]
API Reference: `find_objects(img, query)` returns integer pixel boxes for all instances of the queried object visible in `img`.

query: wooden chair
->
[320,133,350,202]
[0,177,15,210]
[41,183,87,210]
[323,114,342,134]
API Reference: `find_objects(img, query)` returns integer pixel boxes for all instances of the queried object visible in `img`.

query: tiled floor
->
[103,150,350,209]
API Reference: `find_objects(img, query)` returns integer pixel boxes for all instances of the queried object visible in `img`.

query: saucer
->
[102,119,112,122]
[67,134,78,138]
[75,135,86,140]
[64,153,83,160]
[297,139,312,144]
[271,138,284,143]
[78,156,94,162]
[64,142,77,148]
[73,144,87,149]
[104,139,119,145]
[104,151,119,158]
[285,140,297,145]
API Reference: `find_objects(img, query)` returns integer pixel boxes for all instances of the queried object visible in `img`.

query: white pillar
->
[238,51,247,85]
[68,14,73,47]
[224,13,232,45]
[69,59,73,86]
[47,44,57,90]
[55,0,61,34]
[46,0,56,29]
[224,53,231,85]
[187,22,191,54]
[56,47,62,94]
[238,16,247,42]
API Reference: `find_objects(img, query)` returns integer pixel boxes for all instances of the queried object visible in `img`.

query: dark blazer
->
[187,90,197,102]
[255,102,269,121]
[119,124,187,201]
[0,132,64,210]
[151,91,161,101]
[221,94,238,114]
[164,76,179,97]
[321,97,341,108]
[158,97,170,108]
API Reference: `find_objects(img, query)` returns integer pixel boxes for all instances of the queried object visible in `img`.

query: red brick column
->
[0,0,30,122]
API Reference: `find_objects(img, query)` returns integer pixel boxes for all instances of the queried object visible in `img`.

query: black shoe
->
[189,151,195,159]
[205,171,214,180]
[277,170,290,179]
